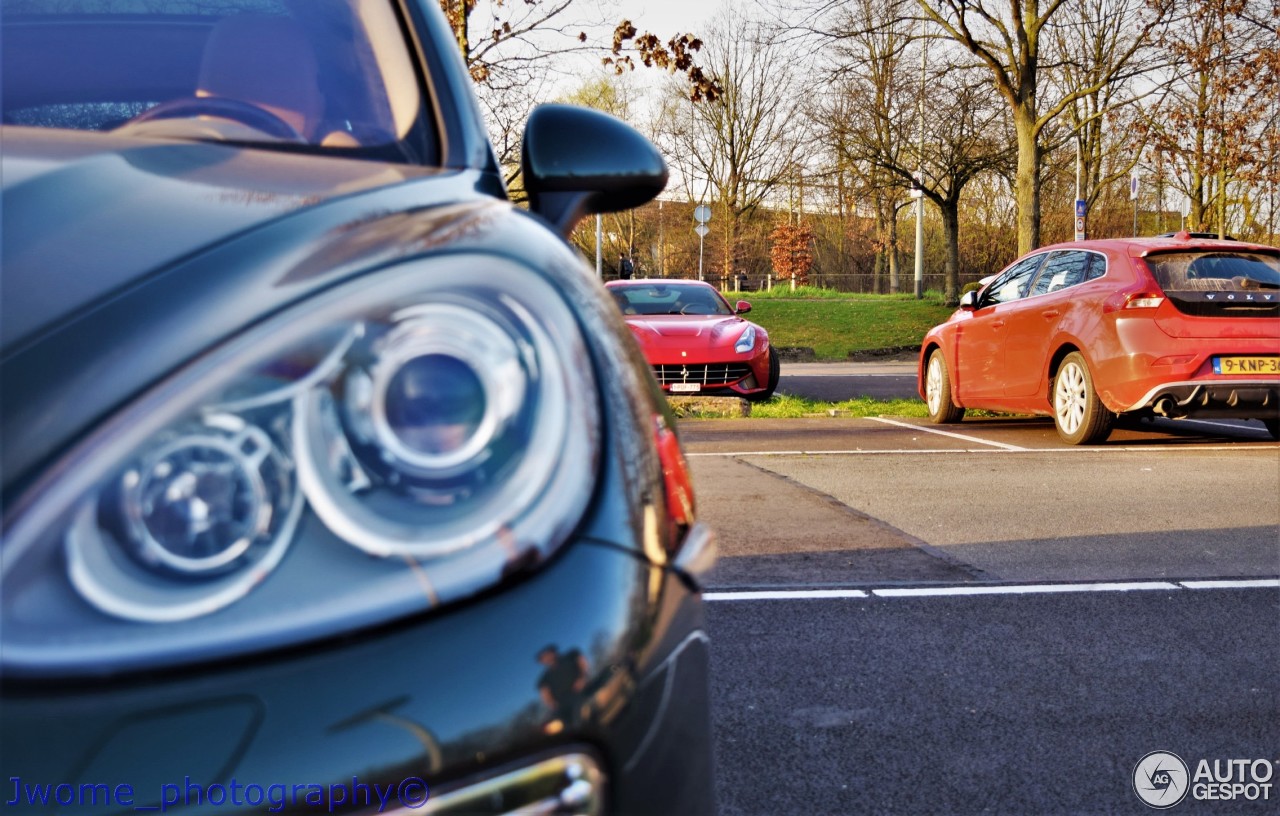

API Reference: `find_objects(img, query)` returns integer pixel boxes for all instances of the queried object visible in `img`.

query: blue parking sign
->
[1075,199,1086,218]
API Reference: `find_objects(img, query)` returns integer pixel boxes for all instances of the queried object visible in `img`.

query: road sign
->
[1130,173,1139,201]
[1075,217,1086,239]
[1075,199,1086,218]
[694,205,712,223]
[694,224,709,237]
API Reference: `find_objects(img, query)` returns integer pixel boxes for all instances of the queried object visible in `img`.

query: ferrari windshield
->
[610,283,735,316]
[2,0,423,155]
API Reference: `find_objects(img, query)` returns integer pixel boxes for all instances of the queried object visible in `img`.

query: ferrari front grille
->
[653,363,752,386]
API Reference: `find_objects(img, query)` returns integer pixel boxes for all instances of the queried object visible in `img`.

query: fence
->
[712,272,977,295]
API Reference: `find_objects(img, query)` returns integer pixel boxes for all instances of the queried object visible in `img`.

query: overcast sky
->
[611,0,722,39]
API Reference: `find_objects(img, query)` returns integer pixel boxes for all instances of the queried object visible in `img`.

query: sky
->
[612,0,717,35]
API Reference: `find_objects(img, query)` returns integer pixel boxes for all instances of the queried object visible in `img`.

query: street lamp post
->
[913,25,927,300]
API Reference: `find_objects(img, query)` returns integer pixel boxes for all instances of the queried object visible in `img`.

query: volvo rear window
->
[1144,251,1280,317]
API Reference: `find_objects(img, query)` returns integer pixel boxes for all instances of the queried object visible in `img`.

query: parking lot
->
[681,396,1280,814]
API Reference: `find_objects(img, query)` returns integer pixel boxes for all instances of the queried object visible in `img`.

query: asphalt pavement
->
[709,587,1276,815]
[777,358,920,402]
[680,414,1279,815]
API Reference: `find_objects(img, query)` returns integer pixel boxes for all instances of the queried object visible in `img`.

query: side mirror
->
[522,104,669,237]
[735,300,752,314]
[959,290,978,310]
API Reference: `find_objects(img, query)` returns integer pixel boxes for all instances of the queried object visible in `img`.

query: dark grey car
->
[0,1,716,812]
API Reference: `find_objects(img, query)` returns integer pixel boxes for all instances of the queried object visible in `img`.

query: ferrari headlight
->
[1,257,599,675]
[735,324,757,354]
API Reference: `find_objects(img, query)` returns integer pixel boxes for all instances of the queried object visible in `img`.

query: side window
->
[1028,251,1089,297]
[1085,253,1107,280]
[980,255,1045,306]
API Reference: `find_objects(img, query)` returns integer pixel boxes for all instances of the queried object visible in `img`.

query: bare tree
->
[1139,0,1280,237]
[812,0,917,294]
[662,10,804,280]
[1046,0,1160,220]
[915,0,1162,253]
[813,0,1011,303]
[439,0,720,100]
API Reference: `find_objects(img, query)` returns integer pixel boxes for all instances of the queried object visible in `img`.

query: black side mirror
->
[522,104,669,237]
[959,290,978,310]
[735,300,752,314]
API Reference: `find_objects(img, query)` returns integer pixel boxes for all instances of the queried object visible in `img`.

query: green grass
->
[741,293,955,359]
[749,394,927,419]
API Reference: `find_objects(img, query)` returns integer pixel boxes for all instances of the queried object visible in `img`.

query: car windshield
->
[1144,250,1280,317]
[611,284,735,316]
[2,0,425,158]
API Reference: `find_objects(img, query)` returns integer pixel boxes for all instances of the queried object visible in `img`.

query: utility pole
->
[913,24,927,300]
[595,214,602,279]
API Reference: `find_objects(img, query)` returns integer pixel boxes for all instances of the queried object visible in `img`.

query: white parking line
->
[686,449,974,457]
[1180,579,1280,590]
[685,445,1270,457]
[872,581,1178,597]
[703,589,870,601]
[702,579,1278,602]
[866,416,1028,450]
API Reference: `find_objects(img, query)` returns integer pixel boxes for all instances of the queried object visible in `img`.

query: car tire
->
[1053,352,1113,445]
[924,349,964,424]
[747,347,780,402]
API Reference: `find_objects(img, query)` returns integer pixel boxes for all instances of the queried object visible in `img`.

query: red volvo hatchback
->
[918,234,1280,444]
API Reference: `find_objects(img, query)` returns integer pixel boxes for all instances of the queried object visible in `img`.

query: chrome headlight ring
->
[1,255,600,672]
[294,290,584,560]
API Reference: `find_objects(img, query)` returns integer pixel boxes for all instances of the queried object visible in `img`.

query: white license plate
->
[670,383,701,393]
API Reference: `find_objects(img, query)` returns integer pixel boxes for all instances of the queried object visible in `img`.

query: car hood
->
[624,314,747,344]
[1,127,436,350]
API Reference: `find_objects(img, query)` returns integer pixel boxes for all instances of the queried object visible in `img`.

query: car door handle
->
[1041,309,1061,319]
[991,319,1006,328]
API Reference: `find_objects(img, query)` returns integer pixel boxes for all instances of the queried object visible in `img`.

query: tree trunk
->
[721,206,737,284]
[1013,106,1042,254]
[873,199,888,294]
[888,207,901,295]
[940,198,961,306]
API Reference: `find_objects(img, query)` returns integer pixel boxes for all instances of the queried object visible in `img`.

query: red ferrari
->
[607,279,780,401]
[918,234,1280,444]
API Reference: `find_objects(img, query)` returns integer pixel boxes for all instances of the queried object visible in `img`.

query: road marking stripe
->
[866,416,1028,450]
[703,589,870,601]
[872,582,1178,597]
[685,444,1270,457]
[703,580,1278,602]
[1180,579,1280,589]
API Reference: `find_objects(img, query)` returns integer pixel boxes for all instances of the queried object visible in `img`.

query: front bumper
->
[0,537,715,815]
[649,354,771,398]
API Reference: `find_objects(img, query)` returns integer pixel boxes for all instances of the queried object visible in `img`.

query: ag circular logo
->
[1134,751,1190,809]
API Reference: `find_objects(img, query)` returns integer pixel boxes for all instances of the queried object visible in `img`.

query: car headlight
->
[735,324,757,354]
[1,257,599,676]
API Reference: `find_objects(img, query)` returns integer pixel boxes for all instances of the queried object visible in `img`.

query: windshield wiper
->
[1234,276,1280,290]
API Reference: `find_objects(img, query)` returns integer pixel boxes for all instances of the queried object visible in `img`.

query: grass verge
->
[669,394,927,420]
[751,395,927,418]
[744,296,955,359]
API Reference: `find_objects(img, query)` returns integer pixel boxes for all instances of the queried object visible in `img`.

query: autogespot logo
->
[1133,751,1190,809]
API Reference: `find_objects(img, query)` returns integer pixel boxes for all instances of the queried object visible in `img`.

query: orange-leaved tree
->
[769,221,815,286]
